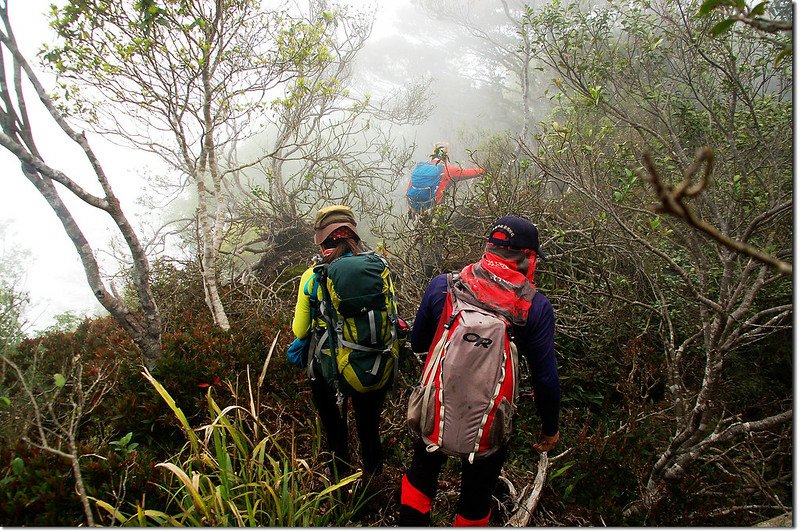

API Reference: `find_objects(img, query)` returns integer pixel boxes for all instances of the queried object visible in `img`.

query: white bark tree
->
[44,0,377,330]
[0,2,162,364]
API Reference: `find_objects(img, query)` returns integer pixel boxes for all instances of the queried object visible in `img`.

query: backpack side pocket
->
[407,383,436,436]
[487,397,516,448]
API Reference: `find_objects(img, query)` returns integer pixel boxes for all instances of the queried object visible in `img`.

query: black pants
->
[399,438,507,525]
[309,376,387,478]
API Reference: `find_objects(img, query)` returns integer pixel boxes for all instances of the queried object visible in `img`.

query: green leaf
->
[710,18,737,36]
[750,1,768,16]
[0,396,10,408]
[549,461,575,481]
[54,373,66,388]
[698,0,731,17]
[141,367,199,453]
[774,46,792,66]
[11,457,24,476]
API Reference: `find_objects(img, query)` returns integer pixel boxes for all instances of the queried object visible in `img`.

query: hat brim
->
[314,222,358,245]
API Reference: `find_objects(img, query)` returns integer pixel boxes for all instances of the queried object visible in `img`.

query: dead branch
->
[640,148,791,276]
[507,451,549,527]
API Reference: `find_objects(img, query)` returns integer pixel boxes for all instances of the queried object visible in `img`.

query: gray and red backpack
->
[407,273,527,463]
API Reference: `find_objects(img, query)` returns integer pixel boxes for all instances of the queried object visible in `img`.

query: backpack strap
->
[311,263,345,409]
[379,253,400,344]
[444,272,461,329]
[303,271,319,322]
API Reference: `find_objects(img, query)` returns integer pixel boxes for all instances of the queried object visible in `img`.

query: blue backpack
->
[406,162,444,210]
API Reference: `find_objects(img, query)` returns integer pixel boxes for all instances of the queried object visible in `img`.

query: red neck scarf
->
[456,246,537,325]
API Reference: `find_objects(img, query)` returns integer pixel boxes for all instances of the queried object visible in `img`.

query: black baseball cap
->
[487,215,547,259]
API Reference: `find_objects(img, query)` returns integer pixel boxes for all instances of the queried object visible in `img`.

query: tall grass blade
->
[90,497,125,523]
[157,462,208,516]
[141,509,182,526]
[258,332,280,389]
[141,366,199,453]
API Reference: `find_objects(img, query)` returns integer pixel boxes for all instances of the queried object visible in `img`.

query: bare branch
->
[641,148,791,276]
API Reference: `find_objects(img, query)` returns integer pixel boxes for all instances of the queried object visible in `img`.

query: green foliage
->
[696,0,791,64]
[0,445,85,526]
[53,373,66,388]
[520,0,791,524]
[42,311,86,335]
[0,287,27,348]
[0,224,30,347]
[109,432,140,456]
[94,373,366,526]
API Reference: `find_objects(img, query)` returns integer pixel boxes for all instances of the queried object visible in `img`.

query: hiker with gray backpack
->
[399,215,561,527]
[288,205,404,481]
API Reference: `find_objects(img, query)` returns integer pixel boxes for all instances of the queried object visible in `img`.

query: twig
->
[550,447,573,461]
[640,148,791,276]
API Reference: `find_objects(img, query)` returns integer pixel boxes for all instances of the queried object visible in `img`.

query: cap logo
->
[492,224,515,238]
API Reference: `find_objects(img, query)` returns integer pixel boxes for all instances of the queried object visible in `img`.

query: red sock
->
[400,473,432,514]
[453,511,490,527]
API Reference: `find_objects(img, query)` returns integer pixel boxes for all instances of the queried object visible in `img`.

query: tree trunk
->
[0,14,162,364]
[194,17,232,332]
[196,180,231,331]
[23,168,162,364]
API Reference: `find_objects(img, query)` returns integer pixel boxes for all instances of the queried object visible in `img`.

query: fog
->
[0,0,547,331]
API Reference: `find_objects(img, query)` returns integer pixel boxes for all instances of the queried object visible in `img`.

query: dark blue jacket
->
[410,273,561,436]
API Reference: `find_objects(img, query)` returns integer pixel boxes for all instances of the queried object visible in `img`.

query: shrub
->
[93,367,367,526]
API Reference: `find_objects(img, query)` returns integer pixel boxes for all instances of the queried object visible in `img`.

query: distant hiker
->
[405,142,485,217]
[290,205,402,481]
[399,215,561,527]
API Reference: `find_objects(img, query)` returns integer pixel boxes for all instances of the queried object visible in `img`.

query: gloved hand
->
[397,317,410,340]
[533,431,560,453]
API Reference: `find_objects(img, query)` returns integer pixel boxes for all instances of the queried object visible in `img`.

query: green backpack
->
[311,252,400,397]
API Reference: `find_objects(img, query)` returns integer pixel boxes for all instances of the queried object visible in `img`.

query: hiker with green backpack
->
[399,215,562,527]
[289,205,403,481]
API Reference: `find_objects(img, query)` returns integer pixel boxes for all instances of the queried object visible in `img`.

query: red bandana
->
[456,247,537,325]
[329,226,356,241]
[320,226,357,258]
